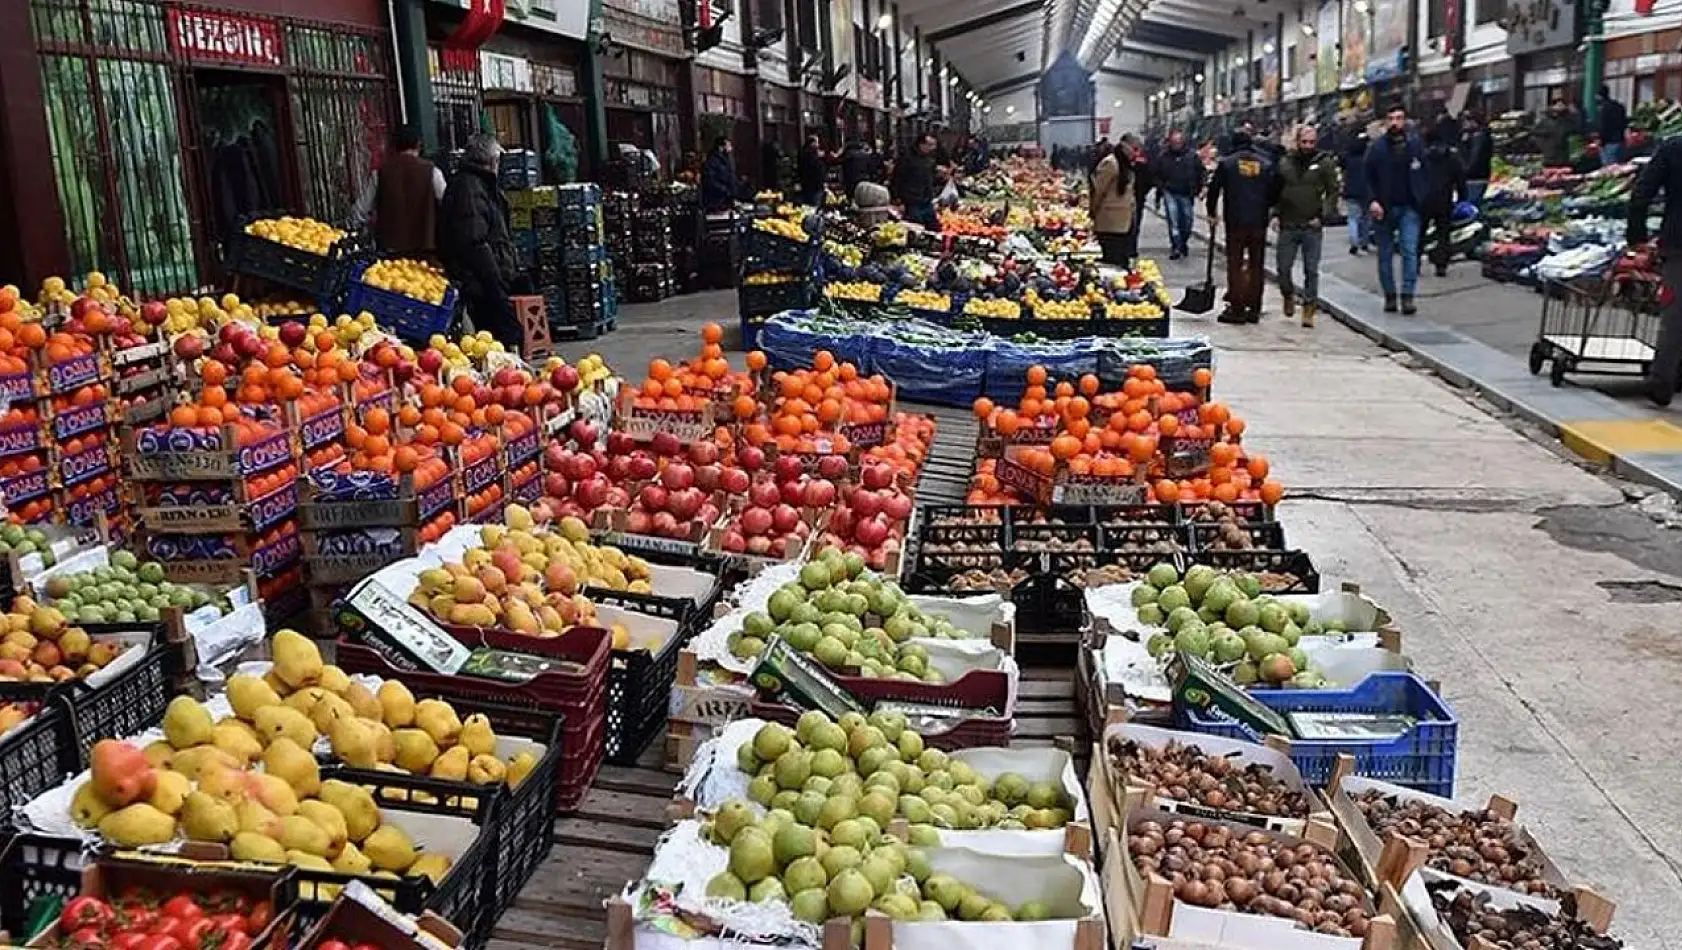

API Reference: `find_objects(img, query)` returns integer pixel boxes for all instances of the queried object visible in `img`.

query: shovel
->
[1177,221,1219,314]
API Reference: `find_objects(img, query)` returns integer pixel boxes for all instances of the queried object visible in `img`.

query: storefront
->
[696,65,755,181]
[601,0,689,177]
[6,0,398,296]
[1603,31,1682,106]
[1508,0,1582,111]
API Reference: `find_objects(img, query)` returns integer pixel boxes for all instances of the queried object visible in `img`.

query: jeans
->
[1345,200,1371,248]
[1464,180,1487,204]
[1164,192,1195,253]
[1277,227,1324,301]
[903,201,937,228]
[1374,206,1422,298]
[1225,226,1268,312]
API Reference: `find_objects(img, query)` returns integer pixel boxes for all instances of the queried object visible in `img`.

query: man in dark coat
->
[1270,125,1340,327]
[1205,130,1276,324]
[1153,129,1204,259]
[1533,98,1575,167]
[1627,133,1682,405]
[1421,127,1466,278]
[797,134,827,207]
[1342,128,1373,254]
[700,137,739,211]
[1599,85,1629,163]
[1462,111,1494,203]
[892,133,940,228]
[351,125,445,258]
[1364,103,1432,315]
[439,133,521,350]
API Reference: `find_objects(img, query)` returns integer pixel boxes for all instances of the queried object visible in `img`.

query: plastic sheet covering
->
[760,309,878,373]
[1094,336,1214,391]
[984,338,1100,405]
[869,319,993,405]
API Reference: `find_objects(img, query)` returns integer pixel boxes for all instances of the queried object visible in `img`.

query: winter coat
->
[1422,143,1465,218]
[1533,112,1573,167]
[1342,138,1370,202]
[1628,134,1682,249]
[1363,132,1431,212]
[1205,147,1275,230]
[438,164,515,299]
[1153,146,1204,196]
[1600,97,1629,149]
[700,150,738,211]
[892,151,937,205]
[798,145,826,195]
[1089,153,1136,235]
[1464,127,1494,181]
[1271,149,1339,227]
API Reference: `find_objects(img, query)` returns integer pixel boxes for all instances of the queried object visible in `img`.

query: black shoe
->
[1383,295,1398,313]
[1217,307,1245,325]
[1401,295,1417,315]
[1349,245,1362,256]
[1244,308,1262,324]
[1434,266,1448,277]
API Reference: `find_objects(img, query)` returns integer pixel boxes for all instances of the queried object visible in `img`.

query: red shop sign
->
[167,8,285,66]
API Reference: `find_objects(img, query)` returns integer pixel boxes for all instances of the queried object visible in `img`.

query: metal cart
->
[1528,262,1663,387]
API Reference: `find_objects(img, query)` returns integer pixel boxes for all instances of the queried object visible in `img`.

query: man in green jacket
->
[1270,125,1341,327]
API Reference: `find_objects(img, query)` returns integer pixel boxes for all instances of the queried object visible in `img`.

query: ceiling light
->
[1354,0,1369,11]
[1301,22,1315,35]
[876,12,892,31]
[1005,105,1016,115]
[1232,54,1243,66]
[1195,73,1205,82]
[1113,98,1123,107]
[949,75,959,86]
[903,39,913,52]
[1263,41,1275,54]
[983,105,992,113]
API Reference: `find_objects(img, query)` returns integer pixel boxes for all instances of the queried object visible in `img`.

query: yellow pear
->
[99,803,176,847]
[332,841,373,874]
[467,754,506,785]
[362,824,416,872]
[148,770,191,815]
[377,680,416,728]
[262,669,291,697]
[392,729,440,773]
[283,686,331,717]
[197,761,251,805]
[231,831,286,863]
[505,751,537,788]
[279,814,332,856]
[329,717,379,768]
[319,779,379,842]
[318,665,351,695]
[248,773,299,816]
[297,800,348,857]
[287,850,333,871]
[408,853,452,883]
[211,722,263,765]
[227,674,282,720]
[343,681,383,722]
[307,693,355,734]
[162,696,214,750]
[271,630,324,689]
[261,736,320,797]
[253,705,317,748]
[430,745,469,781]
[459,714,496,757]
[168,745,239,781]
[237,799,283,838]
[180,791,239,843]
[414,699,460,746]
[142,740,175,769]
[71,780,112,828]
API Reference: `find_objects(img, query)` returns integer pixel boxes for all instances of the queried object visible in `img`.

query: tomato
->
[112,933,149,950]
[62,896,115,932]
[137,936,182,950]
[149,917,188,942]
[218,932,252,950]
[66,925,107,950]
[181,918,218,950]
[317,940,350,950]
[243,902,271,935]
[160,897,204,923]
[208,913,248,937]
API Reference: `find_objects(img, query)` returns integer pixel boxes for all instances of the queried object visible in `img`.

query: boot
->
[1217,306,1245,325]
[1282,294,1296,318]
[1383,295,1398,313]
[1401,295,1417,315]
[1301,302,1317,328]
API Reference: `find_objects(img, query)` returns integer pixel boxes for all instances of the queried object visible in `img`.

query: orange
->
[1153,479,1180,503]
[746,350,767,371]
[1258,480,1284,505]
[1246,455,1269,480]
[972,397,994,421]
[649,358,673,381]
[1158,414,1180,436]
[702,322,723,344]
[440,421,465,445]
[364,407,391,435]
[316,332,337,351]
[1050,434,1081,461]
[1054,380,1074,399]
[170,404,197,427]
[813,350,835,372]
[1025,365,1048,386]
[1193,368,1212,388]
[451,375,475,395]
[1226,417,1247,438]
[993,410,1020,436]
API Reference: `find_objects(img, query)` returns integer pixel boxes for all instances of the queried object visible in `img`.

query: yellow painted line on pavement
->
[1558,419,1682,464]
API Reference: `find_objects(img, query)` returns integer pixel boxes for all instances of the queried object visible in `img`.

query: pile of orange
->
[465,482,504,518]
[737,350,894,453]
[632,324,756,412]
[861,411,935,480]
[417,509,458,544]
[40,330,94,365]
[246,462,299,500]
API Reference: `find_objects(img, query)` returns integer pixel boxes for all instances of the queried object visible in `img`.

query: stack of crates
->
[737,213,820,348]
[608,192,676,303]
[546,184,617,339]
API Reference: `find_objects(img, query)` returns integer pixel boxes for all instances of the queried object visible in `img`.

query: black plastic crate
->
[222,217,370,301]
[1179,499,1278,524]
[1187,519,1288,552]
[0,696,78,834]
[497,150,541,189]
[1007,573,1086,638]
[1088,502,1183,524]
[589,579,723,764]
[1004,520,1098,553]
[1097,521,1190,556]
[0,833,87,938]
[63,643,173,762]
[912,505,1008,557]
[740,226,818,272]
[738,277,819,316]
[1181,549,1320,593]
[1045,549,1184,590]
[900,553,1036,598]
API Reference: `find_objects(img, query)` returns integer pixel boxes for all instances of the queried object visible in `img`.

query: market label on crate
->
[355,390,397,418]
[1161,434,1215,479]
[993,455,1051,504]
[252,532,302,577]
[618,406,713,443]
[0,423,43,458]
[1166,652,1294,738]
[51,402,110,440]
[0,372,34,402]
[340,578,472,674]
[0,469,52,505]
[839,419,889,448]
[504,428,540,465]
[130,449,239,480]
[750,636,865,719]
[418,479,456,521]
[238,432,293,475]
[58,445,111,488]
[511,473,542,504]
[600,529,698,558]
[114,365,166,396]
[137,503,244,534]
[668,682,753,726]
[157,558,248,586]
[298,407,345,451]
[467,500,506,525]
[111,339,166,367]
[250,483,299,532]
[124,398,168,426]
[302,499,408,530]
[544,406,576,437]
[65,484,121,525]
[977,422,1057,458]
[1052,474,1147,506]
[306,552,402,587]
[1144,792,1304,835]
[463,455,501,494]
[45,353,104,394]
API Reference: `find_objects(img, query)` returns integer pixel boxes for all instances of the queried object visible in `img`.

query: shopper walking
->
[1153,129,1204,260]
[350,125,445,258]
[700,137,739,211]
[893,133,940,228]
[1205,130,1276,324]
[439,133,522,351]
[1089,141,1137,269]
[1598,85,1629,163]
[1271,125,1339,328]
[1533,97,1575,168]
[1342,128,1373,254]
[1627,134,1682,405]
[1364,103,1430,315]
[1119,134,1154,266]
[797,134,827,206]
[1421,127,1466,278]
[1462,111,1494,204]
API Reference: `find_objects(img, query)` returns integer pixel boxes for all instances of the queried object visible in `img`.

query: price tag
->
[343,578,471,673]
[1161,435,1214,479]
[111,339,166,366]
[668,682,752,725]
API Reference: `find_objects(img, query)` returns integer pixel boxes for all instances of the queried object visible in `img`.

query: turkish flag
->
[1637,0,1656,13]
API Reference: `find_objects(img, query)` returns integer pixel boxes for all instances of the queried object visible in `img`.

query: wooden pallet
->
[488,665,1089,950]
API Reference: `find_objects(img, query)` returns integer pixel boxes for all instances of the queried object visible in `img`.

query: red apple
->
[882,493,913,522]
[607,432,637,456]
[140,301,168,326]
[803,479,836,508]
[697,502,720,525]
[652,511,681,537]
[605,485,632,508]
[722,531,747,553]
[627,454,658,481]
[544,473,570,498]
[829,507,854,539]
[661,462,695,491]
[232,333,261,359]
[626,509,653,534]
[551,364,580,391]
[174,335,205,360]
[651,432,681,458]
[211,341,237,365]
[779,480,806,507]
[218,323,242,344]
[769,537,789,557]
[861,463,894,491]
[419,349,444,374]
[852,490,881,518]
[855,515,890,549]
[576,476,610,509]
[567,454,598,482]
[741,506,773,537]
[278,322,308,347]
[544,443,569,470]
[694,464,722,493]
[670,488,704,520]
[569,419,599,448]
[747,535,772,555]
[720,468,750,495]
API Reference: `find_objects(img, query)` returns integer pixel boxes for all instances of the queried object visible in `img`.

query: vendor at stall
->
[700,137,740,212]
[1090,141,1138,270]
[1626,135,1682,406]
[892,134,941,229]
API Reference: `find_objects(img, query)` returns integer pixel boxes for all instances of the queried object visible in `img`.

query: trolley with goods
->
[1528,248,1665,387]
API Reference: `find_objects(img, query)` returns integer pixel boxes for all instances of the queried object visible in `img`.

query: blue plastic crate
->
[1176,671,1458,797]
[340,259,460,343]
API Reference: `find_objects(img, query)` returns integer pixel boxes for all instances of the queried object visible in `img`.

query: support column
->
[1583,0,1608,124]
[891,4,902,109]
[914,28,924,114]
[742,0,764,185]
[0,0,68,285]
[391,0,437,153]
[583,0,610,168]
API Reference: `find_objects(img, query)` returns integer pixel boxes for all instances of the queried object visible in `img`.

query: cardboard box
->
[296,881,462,950]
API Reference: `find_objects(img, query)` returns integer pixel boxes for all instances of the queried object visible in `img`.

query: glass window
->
[1476,0,1505,26]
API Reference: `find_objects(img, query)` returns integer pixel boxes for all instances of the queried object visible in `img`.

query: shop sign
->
[1365,0,1408,82]
[480,50,533,92]
[1340,0,1367,89]
[1505,0,1578,56]
[532,62,579,98]
[167,8,283,66]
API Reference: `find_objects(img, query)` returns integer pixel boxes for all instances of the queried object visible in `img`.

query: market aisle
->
[1135,211,1682,946]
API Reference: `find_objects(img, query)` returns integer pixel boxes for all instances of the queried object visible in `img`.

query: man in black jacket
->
[1627,135,1682,405]
[1599,85,1629,163]
[1206,131,1277,324]
[1461,111,1494,203]
[440,133,522,350]
[1421,127,1466,278]
[893,134,940,228]
[797,134,827,207]
[1153,129,1203,259]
